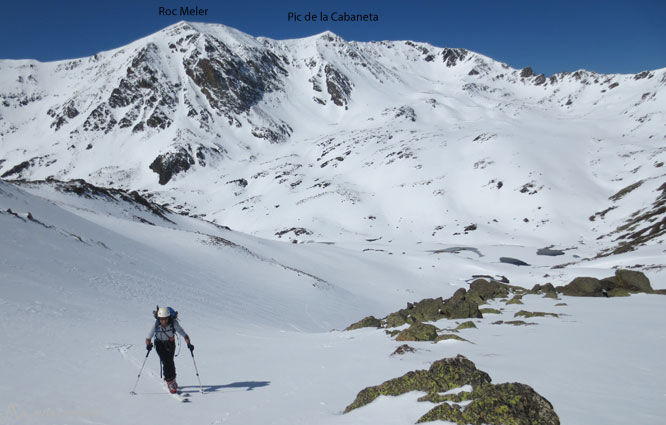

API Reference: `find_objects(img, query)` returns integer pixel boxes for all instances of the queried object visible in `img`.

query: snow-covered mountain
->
[1,21,665,257]
[2,21,666,424]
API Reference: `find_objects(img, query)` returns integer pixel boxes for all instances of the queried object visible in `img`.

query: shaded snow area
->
[1,179,665,425]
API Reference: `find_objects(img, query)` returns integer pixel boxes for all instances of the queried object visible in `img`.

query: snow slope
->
[1,179,665,425]
[1,22,665,254]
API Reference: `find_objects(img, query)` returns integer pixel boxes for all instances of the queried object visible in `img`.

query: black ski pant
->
[155,339,177,381]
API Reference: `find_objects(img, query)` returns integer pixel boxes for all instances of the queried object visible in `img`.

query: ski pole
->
[130,347,152,395]
[188,345,205,394]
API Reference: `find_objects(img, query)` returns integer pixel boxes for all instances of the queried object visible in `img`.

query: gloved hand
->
[146,342,153,352]
[187,344,194,352]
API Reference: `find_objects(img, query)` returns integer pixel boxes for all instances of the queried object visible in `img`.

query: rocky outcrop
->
[80,43,179,135]
[396,323,439,342]
[346,279,523,333]
[324,64,353,107]
[184,36,287,121]
[345,316,382,331]
[530,283,559,299]
[418,382,560,425]
[441,289,483,319]
[441,48,469,67]
[345,270,661,340]
[466,279,513,305]
[149,148,195,185]
[556,269,656,297]
[344,355,560,425]
[597,182,666,257]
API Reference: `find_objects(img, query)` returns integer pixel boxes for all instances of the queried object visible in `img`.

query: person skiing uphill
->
[146,307,193,394]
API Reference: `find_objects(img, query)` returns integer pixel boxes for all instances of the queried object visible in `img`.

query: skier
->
[146,307,193,394]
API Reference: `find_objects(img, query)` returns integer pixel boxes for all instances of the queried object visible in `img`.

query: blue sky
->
[1,0,664,76]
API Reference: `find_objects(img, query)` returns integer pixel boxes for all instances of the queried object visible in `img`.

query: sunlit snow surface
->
[1,22,666,424]
[1,179,665,425]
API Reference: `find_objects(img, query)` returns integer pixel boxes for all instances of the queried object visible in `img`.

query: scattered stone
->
[434,334,472,343]
[500,257,531,266]
[479,308,502,314]
[506,295,524,305]
[464,224,477,232]
[391,344,416,356]
[514,311,559,319]
[493,320,537,326]
[455,321,477,330]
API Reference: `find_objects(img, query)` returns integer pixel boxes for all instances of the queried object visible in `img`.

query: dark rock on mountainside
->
[325,64,353,107]
[11,178,175,224]
[597,183,666,257]
[344,355,560,425]
[1,160,32,178]
[1,156,56,179]
[391,344,416,356]
[184,35,287,121]
[150,148,195,185]
[78,43,179,135]
[520,67,536,78]
[441,48,469,67]
[47,101,79,131]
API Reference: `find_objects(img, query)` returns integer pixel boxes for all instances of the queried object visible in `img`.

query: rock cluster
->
[345,270,661,341]
[345,279,526,340]
[344,355,560,425]
[555,269,663,297]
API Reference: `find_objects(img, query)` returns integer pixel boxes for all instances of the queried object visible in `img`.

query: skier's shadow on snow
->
[180,381,270,393]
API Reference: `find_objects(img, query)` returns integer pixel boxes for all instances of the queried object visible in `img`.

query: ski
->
[170,391,190,403]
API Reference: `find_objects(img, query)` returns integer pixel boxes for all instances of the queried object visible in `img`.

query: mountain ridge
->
[1,21,665,254]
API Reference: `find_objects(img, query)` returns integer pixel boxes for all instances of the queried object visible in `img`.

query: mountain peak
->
[1,22,665,248]
[155,20,261,48]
